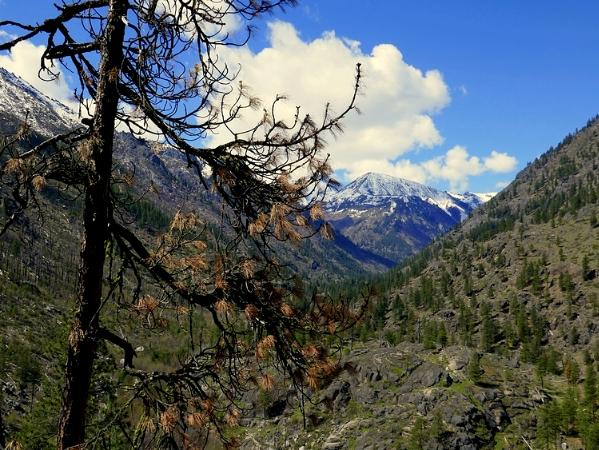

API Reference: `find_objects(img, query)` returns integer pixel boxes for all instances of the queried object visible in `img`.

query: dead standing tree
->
[0,1,361,448]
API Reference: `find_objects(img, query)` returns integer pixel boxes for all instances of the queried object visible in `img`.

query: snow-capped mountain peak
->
[324,173,495,264]
[339,172,450,199]
[326,172,493,221]
[0,67,78,136]
[450,191,497,205]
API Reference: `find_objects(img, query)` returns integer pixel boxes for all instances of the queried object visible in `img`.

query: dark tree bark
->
[57,0,128,448]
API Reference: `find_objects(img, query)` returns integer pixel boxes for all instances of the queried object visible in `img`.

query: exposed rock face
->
[398,361,453,393]
[240,343,540,450]
[321,380,352,412]
[0,67,77,136]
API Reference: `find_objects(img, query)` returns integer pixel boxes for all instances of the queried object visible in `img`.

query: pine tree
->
[516,305,529,344]
[582,254,590,280]
[584,364,597,417]
[422,321,437,350]
[373,297,389,330]
[565,358,581,385]
[468,352,483,383]
[0,1,361,447]
[480,302,495,352]
[561,387,578,435]
[393,295,406,321]
[516,258,529,289]
[536,355,548,389]
[582,423,599,450]
[438,323,448,347]
[458,302,474,347]
[536,401,562,449]
[409,416,428,450]
[503,320,517,349]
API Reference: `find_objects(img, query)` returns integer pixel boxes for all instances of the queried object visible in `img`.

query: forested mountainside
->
[4,66,598,450]
[244,117,599,449]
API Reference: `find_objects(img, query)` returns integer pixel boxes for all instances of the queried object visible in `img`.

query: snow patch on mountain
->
[0,67,78,135]
[329,172,445,204]
[449,191,496,206]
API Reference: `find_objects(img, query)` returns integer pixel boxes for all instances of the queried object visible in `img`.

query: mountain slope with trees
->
[2,58,598,448]
[246,117,599,449]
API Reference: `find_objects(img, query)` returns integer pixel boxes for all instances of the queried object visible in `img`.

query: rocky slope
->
[325,172,493,263]
[242,118,599,449]
[241,341,544,450]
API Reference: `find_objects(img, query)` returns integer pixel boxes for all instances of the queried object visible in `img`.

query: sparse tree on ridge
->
[0,1,361,448]
[468,352,482,383]
[585,363,598,418]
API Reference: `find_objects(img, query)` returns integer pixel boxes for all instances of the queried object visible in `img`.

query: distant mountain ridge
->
[324,172,494,263]
[0,67,491,275]
[327,172,493,219]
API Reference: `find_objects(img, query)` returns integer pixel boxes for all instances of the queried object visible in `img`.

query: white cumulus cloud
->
[213,21,450,168]
[423,145,485,191]
[424,146,518,191]
[346,145,518,191]
[0,35,75,108]
[211,22,520,191]
[0,22,518,191]
[484,150,518,173]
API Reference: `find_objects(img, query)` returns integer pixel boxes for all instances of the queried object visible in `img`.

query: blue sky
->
[252,0,599,191]
[2,1,599,193]
[264,1,599,147]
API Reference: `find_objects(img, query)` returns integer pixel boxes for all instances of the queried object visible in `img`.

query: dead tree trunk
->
[57,1,127,448]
